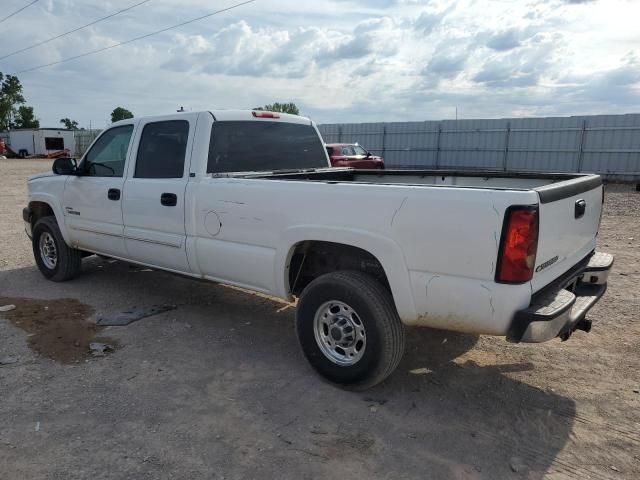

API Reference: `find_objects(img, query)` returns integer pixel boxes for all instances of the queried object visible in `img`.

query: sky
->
[1,0,639,128]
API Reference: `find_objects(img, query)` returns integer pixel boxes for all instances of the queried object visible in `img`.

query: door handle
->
[161,193,177,207]
[575,199,586,219]
[107,188,121,201]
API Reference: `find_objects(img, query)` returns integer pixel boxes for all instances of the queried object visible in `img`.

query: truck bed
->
[247,168,602,199]
[242,167,604,308]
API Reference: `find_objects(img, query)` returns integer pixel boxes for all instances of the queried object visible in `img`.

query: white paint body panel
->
[26,110,605,337]
[121,113,199,271]
[531,185,602,293]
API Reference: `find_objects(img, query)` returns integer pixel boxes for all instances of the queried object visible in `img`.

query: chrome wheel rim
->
[39,232,58,269]
[313,301,366,366]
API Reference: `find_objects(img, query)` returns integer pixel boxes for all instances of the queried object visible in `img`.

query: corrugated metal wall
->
[318,113,640,181]
[74,130,101,157]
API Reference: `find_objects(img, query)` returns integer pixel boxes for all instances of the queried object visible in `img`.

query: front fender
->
[274,225,418,323]
[28,192,72,245]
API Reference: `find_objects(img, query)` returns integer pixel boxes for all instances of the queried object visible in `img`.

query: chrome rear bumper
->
[508,252,613,343]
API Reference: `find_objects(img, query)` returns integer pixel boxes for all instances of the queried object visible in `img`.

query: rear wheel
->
[32,216,82,281]
[296,270,405,389]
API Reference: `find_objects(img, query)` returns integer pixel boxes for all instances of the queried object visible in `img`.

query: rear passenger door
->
[122,116,196,272]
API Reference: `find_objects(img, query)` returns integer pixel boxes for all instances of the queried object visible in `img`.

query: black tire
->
[296,270,405,389]
[32,216,82,282]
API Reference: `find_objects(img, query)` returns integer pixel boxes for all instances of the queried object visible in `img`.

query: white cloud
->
[161,16,402,79]
[0,0,638,127]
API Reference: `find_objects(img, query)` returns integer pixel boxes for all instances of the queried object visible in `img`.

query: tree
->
[14,106,39,129]
[110,107,134,123]
[254,102,300,115]
[60,118,80,130]
[0,72,26,130]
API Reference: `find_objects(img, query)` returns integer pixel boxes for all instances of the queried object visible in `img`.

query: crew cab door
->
[121,116,196,272]
[63,124,135,257]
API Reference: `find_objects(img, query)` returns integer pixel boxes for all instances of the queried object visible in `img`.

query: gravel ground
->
[1,158,639,480]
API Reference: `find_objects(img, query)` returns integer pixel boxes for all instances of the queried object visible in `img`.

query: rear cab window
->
[207,121,327,174]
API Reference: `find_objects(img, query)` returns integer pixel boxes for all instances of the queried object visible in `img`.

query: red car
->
[325,143,385,169]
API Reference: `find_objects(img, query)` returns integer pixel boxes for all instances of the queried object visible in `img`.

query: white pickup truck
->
[23,110,613,388]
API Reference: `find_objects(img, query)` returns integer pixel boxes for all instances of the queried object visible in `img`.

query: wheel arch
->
[287,240,391,294]
[275,226,417,323]
[28,194,72,245]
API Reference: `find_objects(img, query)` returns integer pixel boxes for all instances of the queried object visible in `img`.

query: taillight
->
[496,206,539,283]
[252,111,280,118]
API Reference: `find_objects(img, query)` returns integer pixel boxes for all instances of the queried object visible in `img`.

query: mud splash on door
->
[0,297,118,363]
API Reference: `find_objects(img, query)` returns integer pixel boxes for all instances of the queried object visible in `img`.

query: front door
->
[63,124,135,257]
[122,117,195,272]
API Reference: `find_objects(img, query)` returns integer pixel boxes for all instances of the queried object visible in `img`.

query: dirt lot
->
[1,158,638,480]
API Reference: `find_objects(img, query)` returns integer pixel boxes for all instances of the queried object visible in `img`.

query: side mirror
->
[366,152,371,158]
[52,157,78,175]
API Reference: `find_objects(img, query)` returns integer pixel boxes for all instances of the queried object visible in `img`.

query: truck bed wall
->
[252,168,592,190]
[189,176,539,334]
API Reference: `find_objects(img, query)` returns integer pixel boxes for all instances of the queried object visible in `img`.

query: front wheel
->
[32,216,82,282]
[296,271,405,389]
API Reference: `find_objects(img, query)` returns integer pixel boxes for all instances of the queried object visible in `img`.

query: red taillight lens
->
[252,111,280,118]
[496,207,539,283]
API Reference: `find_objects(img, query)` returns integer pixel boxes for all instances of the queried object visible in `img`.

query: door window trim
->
[133,119,191,180]
[80,124,135,178]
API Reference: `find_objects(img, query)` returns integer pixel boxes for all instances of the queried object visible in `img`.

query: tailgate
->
[531,176,603,293]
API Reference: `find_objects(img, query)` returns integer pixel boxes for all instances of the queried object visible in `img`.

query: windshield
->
[353,145,368,156]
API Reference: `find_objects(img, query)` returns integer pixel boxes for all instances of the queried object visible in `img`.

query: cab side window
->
[135,120,189,179]
[341,146,355,156]
[82,125,134,177]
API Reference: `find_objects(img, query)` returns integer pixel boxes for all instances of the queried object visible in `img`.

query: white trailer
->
[7,129,75,157]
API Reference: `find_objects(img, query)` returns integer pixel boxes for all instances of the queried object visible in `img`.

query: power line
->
[0,0,152,61]
[14,0,258,74]
[0,0,39,25]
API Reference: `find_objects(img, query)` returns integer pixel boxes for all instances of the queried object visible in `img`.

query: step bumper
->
[508,252,613,343]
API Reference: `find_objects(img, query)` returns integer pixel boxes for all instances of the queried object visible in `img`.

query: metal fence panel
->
[580,114,640,180]
[384,121,439,168]
[74,130,102,157]
[507,116,582,172]
[318,113,640,181]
